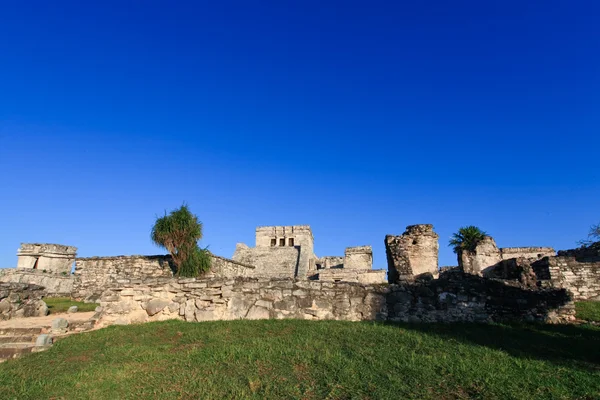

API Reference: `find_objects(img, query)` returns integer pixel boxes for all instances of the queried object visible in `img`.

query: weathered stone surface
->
[0,283,48,320]
[385,225,439,282]
[459,236,502,276]
[67,306,78,313]
[146,299,170,316]
[51,318,69,332]
[35,334,53,346]
[532,248,600,300]
[95,275,575,326]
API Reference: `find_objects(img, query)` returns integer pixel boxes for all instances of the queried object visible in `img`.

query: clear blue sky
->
[1,1,598,269]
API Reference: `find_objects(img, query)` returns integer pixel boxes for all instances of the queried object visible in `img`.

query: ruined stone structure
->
[95,272,575,327]
[385,224,439,283]
[2,223,598,328]
[233,226,384,283]
[71,254,256,301]
[458,237,555,276]
[16,243,77,275]
[0,270,74,296]
[532,245,600,301]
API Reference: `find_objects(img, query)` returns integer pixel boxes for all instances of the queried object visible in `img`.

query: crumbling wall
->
[385,224,439,282]
[96,272,574,327]
[344,246,373,269]
[0,282,48,320]
[0,270,75,296]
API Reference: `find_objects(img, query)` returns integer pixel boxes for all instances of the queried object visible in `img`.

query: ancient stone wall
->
[500,247,556,260]
[344,246,373,269]
[72,255,175,300]
[315,269,387,284]
[533,256,600,301]
[0,282,48,320]
[316,256,344,269]
[95,271,574,327]
[385,225,439,282]
[72,254,256,300]
[232,245,299,279]
[0,269,75,296]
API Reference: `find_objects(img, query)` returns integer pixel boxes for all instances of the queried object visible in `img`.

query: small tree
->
[151,204,211,277]
[449,226,487,254]
[578,222,600,247]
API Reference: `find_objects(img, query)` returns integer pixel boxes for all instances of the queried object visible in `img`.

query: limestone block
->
[67,306,78,313]
[51,317,69,332]
[146,299,170,316]
[246,306,270,320]
[34,334,53,347]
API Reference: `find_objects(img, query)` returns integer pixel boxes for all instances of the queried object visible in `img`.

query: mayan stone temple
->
[233,225,385,283]
[0,223,599,335]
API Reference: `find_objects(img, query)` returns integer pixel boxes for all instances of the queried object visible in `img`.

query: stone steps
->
[0,327,49,362]
[0,313,98,362]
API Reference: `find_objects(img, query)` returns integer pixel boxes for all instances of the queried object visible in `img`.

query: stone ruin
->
[233,225,385,284]
[456,236,555,276]
[385,224,439,282]
[16,243,77,274]
[0,222,599,326]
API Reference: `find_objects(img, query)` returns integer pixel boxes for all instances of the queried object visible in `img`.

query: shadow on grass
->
[393,321,600,371]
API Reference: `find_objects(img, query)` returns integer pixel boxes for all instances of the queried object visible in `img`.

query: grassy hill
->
[0,319,599,399]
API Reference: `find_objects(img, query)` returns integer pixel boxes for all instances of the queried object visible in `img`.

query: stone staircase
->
[0,327,51,362]
[0,313,98,362]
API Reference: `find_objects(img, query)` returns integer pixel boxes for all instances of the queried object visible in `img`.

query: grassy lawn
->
[0,320,598,399]
[576,301,600,323]
[44,297,98,314]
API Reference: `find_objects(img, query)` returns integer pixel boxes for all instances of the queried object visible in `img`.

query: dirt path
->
[0,312,96,329]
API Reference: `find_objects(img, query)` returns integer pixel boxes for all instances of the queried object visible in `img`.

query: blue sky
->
[0,1,598,269]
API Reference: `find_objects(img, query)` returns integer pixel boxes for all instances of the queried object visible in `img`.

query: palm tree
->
[449,226,487,254]
[151,204,211,277]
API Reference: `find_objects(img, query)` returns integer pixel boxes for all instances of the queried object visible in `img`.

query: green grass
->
[0,320,598,400]
[576,301,600,323]
[44,297,98,314]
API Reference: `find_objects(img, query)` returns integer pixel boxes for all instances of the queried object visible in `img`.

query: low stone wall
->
[315,269,387,284]
[72,254,256,301]
[72,255,175,300]
[533,256,600,301]
[0,269,75,296]
[96,271,575,327]
[0,282,48,320]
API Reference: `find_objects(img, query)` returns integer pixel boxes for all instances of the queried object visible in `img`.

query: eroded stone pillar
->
[385,224,439,283]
